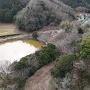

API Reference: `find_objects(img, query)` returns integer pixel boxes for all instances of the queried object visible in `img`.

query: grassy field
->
[0,23,25,36]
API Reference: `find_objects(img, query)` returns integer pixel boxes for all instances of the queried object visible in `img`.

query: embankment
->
[0,34,32,43]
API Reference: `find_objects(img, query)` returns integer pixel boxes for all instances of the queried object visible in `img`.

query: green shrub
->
[78,36,90,59]
[78,27,84,34]
[32,32,38,40]
[37,43,56,66]
[15,19,25,30]
[13,77,26,88]
[35,43,56,66]
[14,57,28,70]
[47,43,56,50]
[51,54,75,78]
[28,66,38,77]
[61,21,74,32]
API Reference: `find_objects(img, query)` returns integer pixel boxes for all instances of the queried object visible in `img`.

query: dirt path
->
[24,62,55,90]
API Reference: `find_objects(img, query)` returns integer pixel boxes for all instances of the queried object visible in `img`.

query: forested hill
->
[15,0,75,32]
[0,0,29,22]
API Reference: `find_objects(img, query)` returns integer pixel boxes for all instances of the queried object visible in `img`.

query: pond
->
[0,40,42,66]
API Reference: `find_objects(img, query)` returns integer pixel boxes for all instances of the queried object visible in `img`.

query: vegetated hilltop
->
[15,0,76,32]
[0,0,29,22]
[61,0,90,12]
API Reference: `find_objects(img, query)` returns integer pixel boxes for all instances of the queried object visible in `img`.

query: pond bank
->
[0,33,47,45]
[0,34,32,43]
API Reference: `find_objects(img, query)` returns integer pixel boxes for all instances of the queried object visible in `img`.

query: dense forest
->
[61,0,90,12]
[0,0,29,22]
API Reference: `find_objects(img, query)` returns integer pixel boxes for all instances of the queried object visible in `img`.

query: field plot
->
[0,23,25,36]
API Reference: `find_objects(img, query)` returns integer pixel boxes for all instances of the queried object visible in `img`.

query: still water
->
[0,40,42,63]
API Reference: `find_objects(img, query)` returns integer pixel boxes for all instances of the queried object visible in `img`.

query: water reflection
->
[0,40,42,63]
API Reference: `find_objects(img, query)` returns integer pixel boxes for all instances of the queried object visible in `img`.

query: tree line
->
[0,0,29,22]
[61,0,90,12]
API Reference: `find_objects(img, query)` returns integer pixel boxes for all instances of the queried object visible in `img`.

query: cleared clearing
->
[0,23,25,36]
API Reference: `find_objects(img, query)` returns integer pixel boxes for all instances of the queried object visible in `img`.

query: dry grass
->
[0,23,25,36]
